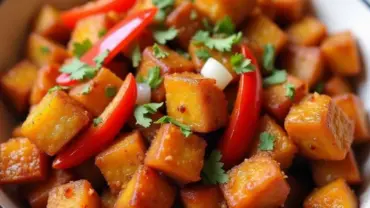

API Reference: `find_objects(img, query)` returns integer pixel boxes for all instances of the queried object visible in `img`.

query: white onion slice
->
[200,58,233,90]
[136,83,151,105]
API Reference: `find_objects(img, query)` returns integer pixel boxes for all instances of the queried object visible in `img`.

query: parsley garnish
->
[195,49,211,61]
[285,83,295,100]
[153,44,169,59]
[40,46,50,54]
[73,39,93,58]
[258,132,275,151]
[155,116,192,137]
[134,103,163,128]
[131,44,142,68]
[314,81,324,93]
[140,66,163,89]
[213,16,235,35]
[81,84,92,95]
[201,150,229,185]
[48,86,70,93]
[190,10,198,20]
[105,85,117,98]
[261,44,287,87]
[93,117,103,127]
[152,0,175,22]
[192,30,242,52]
[94,50,109,69]
[230,53,255,74]
[98,29,107,38]
[154,27,178,45]
[263,44,275,73]
[263,70,287,87]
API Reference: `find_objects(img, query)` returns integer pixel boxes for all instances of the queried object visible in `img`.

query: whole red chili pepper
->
[218,45,262,169]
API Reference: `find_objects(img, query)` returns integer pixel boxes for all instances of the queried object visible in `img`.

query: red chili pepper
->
[61,0,136,29]
[53,74,137,169]
[218,45,262,169]
[56,8,157,86]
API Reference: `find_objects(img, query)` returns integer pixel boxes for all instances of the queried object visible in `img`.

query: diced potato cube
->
[27,33,69,67]
[101,189,117,208]
[281,45,324,88]
[221,155,290,208]
[181,185,226,208]
[287,16,327,46]
[128,112,163,142]
[30,63,60,105]
[303,179,357,208]
[284,93,354,160]
[69,68,123,116]
[114,165,175,208]
[324,76,352,96]
[145,124,206,184]
[164,73,228,132]
[333,93,370,142]
[321,31,361,76]
[0,138,48,184]
[0,60,38,113]
[12,125,24,138]
[47,180,100,208]
[95,131,147,194]
[274,0,306,22]
[21,91,91,156]
[73,159,105,191]
[262,75,308,121]
[249,115,297,169]
[257,0,277,20]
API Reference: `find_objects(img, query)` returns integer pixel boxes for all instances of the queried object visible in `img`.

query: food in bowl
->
[0,0,366,207]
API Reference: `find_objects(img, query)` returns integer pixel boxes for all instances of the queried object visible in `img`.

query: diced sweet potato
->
[284,93,354,160]
[30,63,60,105]
[257,0,277,20]
[101,189,117,208]
[95,131,147,194]
[303,179,357,208]
[47,180,100,208]
[21,91,91,156]
[324,76,352,96]
[333,93,370,142]
[221,155,290,208]
[128,112,163,142]
[0,138,48,184]
[262,75,308,121]
[281,45,324,88]
[114,165,175,208]
[164,73,228,132]
[287,16,327,46]
[145,124,206,184]
[12,125,24,138]
[27,33,69,67]
[321,31,361,76]
[73,159,105,192]
[0,60,38,113]
[69,68,123,116]
[274,0,306,22]
[249,115,297,169]
[181,185,226,208]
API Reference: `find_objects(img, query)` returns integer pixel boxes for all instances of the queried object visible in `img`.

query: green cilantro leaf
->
[141,66,163,89]
[105,85,117,98]
[60,59,97,81]
[263,44,275,73]
[152,0,175,22]
[314,81,324,94]
[263,70,287,87]
[176,49,191,60]
[285,83,296,100]
[195,49,211,61]
[40,46,50,54]
[193,30,211,43]
[134,102,164,128]
[48,86,70,93]
[258,132,275,151]
[230,53,255,74]
[73,39,93,58]
[213,16,235,35]
[94,50,110,69]
[190,10,198,20]
[153,44,169,59]
[193,30,242,52]
[98,28,107,38]
[155,116,192,137]
[201,150,229,185]
[153,27,178,45]
[81,84,92,95]
[93,117,103,127]
[131,44,142,68]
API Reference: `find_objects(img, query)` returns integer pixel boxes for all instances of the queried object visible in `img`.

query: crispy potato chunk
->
[27,33,69,67]
[47,180,100,208]
[115,165,175,208]
[285,93,354,160]
[30,63,60,105]
[96,131,147,194]
[321,31,361,76]
[101,189,117,208]
[0,138,48,184]
[0,60,38,113]
[287,16,327,46]
[249,115,297,169]
[145,124,206,184]
[303,179,357,208]
[274,0,306,22]
[69,68,123,116]
[164,73,228,132]
[333,93,370,142]
[21,91,91,156]
[262,75,308,121]
[221,155,290,208]
[257,0,277,20]
[311,150,361,186]
[281,46,324,88]
[324,76,352,96]
[181,185,226,208]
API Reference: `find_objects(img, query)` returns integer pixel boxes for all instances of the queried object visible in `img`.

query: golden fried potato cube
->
[33,5,69,42]
[281,45,324,88]
[115,165,175,208]
[243,13,288,55]
[21,91,91,156]
[321,31,361,76]
[0,138,48,184]
[145,124,206,184]
[284,93,354,160]
[30,63,60,105]
[311,150,361,187]
[0,60,38,113]
[47,180,100,208]
[221,155,290,208]
[95,131,147,194]
[262,75,308,121]
[27,33,69,67]
[164,73,228,132]
[181,185,226,208]
[274,0,306,22]
[287,16,327,46]
[324,76,352,96]
[128,112,163,142]
[303,179,357,208]
[249,115,297,169]
[257,0,277,20]
[333,93,370,142]
[101,189,117,208]
[69,68,123,116]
